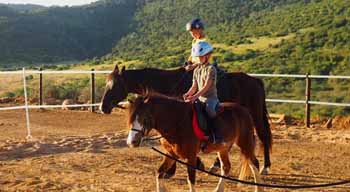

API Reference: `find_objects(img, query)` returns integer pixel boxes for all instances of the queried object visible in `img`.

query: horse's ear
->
[113,65,119,74]
[121,66,126,74]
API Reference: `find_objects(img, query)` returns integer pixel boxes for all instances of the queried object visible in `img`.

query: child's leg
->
[205,98,223,144]
[205,98,219,118]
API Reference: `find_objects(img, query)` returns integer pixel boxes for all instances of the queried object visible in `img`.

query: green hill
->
[0,0,139,68]
[1,0,350,117]
[0,3,45,12]
[107,0,350,117]
[111,0,349,74]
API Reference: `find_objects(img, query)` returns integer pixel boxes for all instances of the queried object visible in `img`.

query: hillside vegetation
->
[1,0,350,117]
[0,0,139,68]
[107,0,350,117]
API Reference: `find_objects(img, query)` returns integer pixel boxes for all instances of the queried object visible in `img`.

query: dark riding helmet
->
[186,18,204,31]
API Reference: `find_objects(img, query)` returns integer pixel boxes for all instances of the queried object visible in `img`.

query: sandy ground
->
[1,109,350,192]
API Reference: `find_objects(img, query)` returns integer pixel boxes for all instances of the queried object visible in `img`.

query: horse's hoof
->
[260,167,270,175]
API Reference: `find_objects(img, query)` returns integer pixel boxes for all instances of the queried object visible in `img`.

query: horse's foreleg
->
[214,151,231,192]
[186,157,197,192]
[162,161,176,179]
[162,156,204,180]
[156,157,175,192]
[156,172,169,192]
[158,157,175,179]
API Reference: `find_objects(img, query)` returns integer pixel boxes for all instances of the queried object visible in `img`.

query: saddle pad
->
[192,104,209,141]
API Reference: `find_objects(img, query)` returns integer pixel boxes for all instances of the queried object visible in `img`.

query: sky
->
[0,0,99,6]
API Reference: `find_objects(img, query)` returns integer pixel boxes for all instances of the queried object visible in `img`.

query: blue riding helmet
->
[191,41,213,57]
[186,18,204,31]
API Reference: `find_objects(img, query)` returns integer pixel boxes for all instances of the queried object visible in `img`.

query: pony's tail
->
[235,107,256,179]
[239,156,251,180]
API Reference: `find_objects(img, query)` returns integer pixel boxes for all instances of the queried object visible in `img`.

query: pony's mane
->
[128,90,185,124]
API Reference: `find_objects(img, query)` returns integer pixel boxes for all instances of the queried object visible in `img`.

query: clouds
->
[0,0,99,6]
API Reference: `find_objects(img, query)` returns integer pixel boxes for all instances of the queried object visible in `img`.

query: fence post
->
[90,68,95,112]
[39,67,43,108]
[305,73,311,128]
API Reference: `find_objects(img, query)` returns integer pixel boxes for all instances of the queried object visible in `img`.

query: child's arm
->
[188,79,214,101]
[187,66,216,102]
[183,82,198,100]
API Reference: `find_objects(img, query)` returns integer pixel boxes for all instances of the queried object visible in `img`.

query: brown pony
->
[126,94,263,192]
[101,65,272,175]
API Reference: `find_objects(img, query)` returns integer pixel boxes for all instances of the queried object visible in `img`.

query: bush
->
[222,52,235,62]
[2,92,16,98]
[25,75,34,81]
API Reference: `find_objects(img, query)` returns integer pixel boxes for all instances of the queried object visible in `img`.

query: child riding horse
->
[126,94,263,192]
[183,41,223,144]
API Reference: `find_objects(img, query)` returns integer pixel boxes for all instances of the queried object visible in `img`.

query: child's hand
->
[183,93,189,101]
[185,95,198,103]
[185,64,197,71]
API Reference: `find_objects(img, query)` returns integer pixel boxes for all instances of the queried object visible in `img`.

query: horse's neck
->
[124,69,191,95]
[152,102,194,142]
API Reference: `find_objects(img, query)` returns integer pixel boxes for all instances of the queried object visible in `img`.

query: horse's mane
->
[128,90,185,125]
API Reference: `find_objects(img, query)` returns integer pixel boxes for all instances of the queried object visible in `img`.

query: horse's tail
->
[239,155,251,180]
[256,78,273,151]
[234,106,256,179]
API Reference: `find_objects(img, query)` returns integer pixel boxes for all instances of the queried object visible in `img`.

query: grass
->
[214,33,296,54]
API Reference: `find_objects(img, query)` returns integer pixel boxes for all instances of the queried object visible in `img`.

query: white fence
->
[1,68,350,138]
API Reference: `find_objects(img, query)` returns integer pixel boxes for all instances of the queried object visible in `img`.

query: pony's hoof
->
[213,185,225,192]
[260,167,270,175]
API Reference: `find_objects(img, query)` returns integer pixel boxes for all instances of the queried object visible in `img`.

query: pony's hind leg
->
[238,156,263,192]
[214,151,231,192]
[249,161,264,192]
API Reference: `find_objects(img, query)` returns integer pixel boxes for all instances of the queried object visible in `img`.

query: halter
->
[131,127,146,137]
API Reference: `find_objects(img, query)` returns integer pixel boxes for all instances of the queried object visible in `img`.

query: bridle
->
[130,127,147,137]
[129,106,162,143]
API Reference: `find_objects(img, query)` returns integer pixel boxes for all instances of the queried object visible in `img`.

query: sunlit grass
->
[214,33,296,54]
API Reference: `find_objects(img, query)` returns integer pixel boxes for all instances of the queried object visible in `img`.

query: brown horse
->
[126,94,263,192]
[101,65,272,175]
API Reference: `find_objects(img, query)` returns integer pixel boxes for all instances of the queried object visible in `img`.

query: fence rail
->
[1,69,350,128]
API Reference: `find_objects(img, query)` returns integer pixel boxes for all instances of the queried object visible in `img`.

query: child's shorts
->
[202,98,219,118]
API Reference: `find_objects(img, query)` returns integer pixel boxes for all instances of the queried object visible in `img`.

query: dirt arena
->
[1,109,350,192]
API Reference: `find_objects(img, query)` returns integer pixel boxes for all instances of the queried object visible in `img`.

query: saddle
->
[192,100,224,141]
